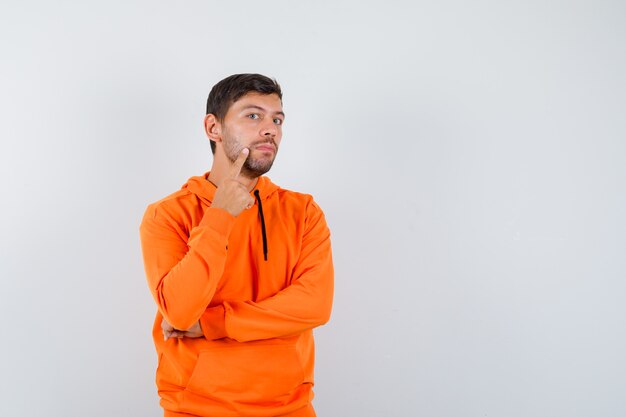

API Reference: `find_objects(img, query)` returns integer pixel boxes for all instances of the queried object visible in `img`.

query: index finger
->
[229,148,249,179]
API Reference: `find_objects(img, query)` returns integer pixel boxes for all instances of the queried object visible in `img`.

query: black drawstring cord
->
[254,190,268,261]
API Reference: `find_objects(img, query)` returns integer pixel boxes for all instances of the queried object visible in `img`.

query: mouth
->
[255,144,276,153]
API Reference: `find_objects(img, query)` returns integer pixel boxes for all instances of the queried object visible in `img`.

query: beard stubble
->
[222,131,278,179]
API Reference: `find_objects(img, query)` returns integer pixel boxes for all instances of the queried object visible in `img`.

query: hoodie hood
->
[182,171,280,207]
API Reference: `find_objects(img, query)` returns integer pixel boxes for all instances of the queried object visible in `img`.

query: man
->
[139,74,334,417]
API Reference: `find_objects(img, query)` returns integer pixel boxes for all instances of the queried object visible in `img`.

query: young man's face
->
[220,92,284,179]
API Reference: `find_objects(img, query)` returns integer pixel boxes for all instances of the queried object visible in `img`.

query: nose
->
[260,119,277,138]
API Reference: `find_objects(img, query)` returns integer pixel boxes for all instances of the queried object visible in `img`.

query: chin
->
[243,162,274,178]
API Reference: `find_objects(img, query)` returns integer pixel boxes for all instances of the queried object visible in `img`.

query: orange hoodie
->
[139,172,334,417]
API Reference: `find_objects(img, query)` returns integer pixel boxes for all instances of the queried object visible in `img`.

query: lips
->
[255,144,276,152]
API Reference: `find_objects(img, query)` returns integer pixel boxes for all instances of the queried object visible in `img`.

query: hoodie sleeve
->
[140,203,236,330]
[200,198,334,342]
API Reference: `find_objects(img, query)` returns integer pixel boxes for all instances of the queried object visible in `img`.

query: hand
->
[161,318,203,341]
[211,148,256,217]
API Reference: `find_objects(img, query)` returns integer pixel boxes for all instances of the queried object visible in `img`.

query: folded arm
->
[140,205,235,330]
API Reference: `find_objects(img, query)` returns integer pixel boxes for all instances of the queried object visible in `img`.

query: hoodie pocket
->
[185,342,305,404]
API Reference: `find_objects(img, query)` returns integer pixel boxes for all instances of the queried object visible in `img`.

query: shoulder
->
[140,188,199,234]
[144,188,192,217]
[275,186,312,203]
[274,186,325,213]
[273,186,329,233]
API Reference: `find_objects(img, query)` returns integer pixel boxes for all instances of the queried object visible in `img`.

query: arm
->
[139,205,235,330]
[200,199,334,342]
[140,149,254,331]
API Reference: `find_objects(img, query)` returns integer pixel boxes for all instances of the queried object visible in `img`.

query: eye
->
[273,118,283,125]
[247,113,260,120]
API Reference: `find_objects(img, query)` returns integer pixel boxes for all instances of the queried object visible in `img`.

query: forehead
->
[229,92,283,113]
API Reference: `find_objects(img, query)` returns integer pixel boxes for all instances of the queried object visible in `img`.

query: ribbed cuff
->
[201,305,227,340]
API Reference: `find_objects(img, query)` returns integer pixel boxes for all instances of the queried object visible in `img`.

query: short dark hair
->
[206,73,283,154]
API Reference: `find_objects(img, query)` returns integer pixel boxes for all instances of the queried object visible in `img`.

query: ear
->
[204,114,222,144]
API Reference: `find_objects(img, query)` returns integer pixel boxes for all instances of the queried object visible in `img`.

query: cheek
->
[228,127,250,143]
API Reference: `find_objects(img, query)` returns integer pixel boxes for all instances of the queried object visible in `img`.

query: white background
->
[1,1,625,416]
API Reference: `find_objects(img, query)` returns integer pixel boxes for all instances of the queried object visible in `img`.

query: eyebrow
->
[241,105,285,118]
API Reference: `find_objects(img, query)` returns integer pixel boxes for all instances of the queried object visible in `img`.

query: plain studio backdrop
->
[1,1,625,416]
